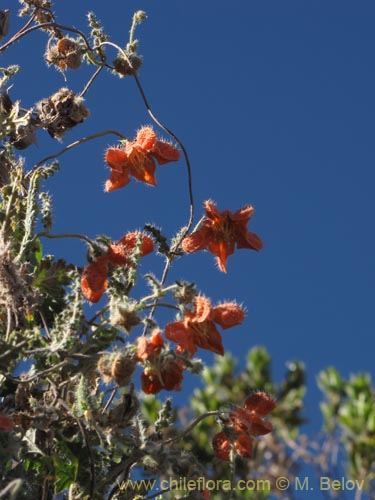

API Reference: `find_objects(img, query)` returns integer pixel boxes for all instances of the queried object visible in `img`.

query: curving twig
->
[5,359,69,384]
[0,22,95,60]
[36,231,94,247]
[133,73,194,239]
[163,411,221,446]
[99,41,195,239]
[28,129,127,177]
[80,64,106,97]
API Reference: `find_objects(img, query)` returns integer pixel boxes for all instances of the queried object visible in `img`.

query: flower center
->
[127,144,148,170]
[189,320,210,339]
[216,217,234,242]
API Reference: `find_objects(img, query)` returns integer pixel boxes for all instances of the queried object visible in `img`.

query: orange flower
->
[182,200,263,272]
[136,330,185,394]
[233,433,254,458]
[105,126,180,192]
[212,431,232,461]
[81,232,154,302]
[165,296,244,357]
[229,392,276,436]
[212,431,254,461]
[136,329,164,361]
[212,392,276,461]
[141,357,184,394]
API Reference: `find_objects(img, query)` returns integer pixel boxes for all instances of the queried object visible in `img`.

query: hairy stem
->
[37,231,94,247]
[28,129,127,178]
[163,411,221,446]
[80,64,106,97]
[0,22,98,64]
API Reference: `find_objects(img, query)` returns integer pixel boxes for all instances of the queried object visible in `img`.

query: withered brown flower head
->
[37,88,89,140]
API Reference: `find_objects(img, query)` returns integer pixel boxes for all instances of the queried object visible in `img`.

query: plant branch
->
[163,411,221,446]
[29,129,127,175]
[133,72,195,240]
[98,41,194,238]
[5,359,69,384]
[3,11,37,48]
[36,231,94,247]
[80,64,106,97]
[0,22,95,61]
[142,301,179,311]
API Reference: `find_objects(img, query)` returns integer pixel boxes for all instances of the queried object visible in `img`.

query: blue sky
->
[3,0,375,482]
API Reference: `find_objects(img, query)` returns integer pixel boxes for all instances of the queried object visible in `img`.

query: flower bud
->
[133,10,147,23]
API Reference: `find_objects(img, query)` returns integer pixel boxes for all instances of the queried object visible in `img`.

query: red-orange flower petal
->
[117,232,154,256]
[248,414,273,436]
[209,239,234,273]
[165,320,200,357]
[107,232,154,266]
[243,392,277,416]
[211,303,245,329]
[166,317,225,357]
[230,408,273,436]
[81,256,109,303]
[106,147,128,170]
[105,148,131,192]
[236,231,263,251]
[212,431,231,461]
[136,126,180,164]
[192,295,212,323]
[193,323,224,356]
[137,330,164,361]
[229,392,276,436]
[213,430,254,460]
[130,154,157,186]
[106,244,130,267]
[140,357,184,394]
[234,433,254,458]
[141,367,163,395]
[160,358,184,391]
[105,172,130,193]
[135,126,157,150]
[151,140,180,165]
[181,227,210,253]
